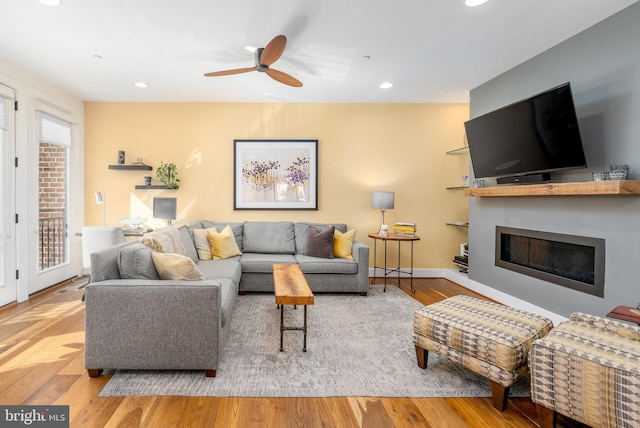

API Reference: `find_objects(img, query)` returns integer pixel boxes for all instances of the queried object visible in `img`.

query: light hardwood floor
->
[0,277,581,427]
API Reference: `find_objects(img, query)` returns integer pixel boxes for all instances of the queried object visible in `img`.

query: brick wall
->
[38,143,67,269]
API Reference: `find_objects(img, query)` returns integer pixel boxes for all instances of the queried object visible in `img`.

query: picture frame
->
[234,139,318,210]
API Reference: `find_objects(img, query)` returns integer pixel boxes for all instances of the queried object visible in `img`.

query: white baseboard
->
[443,269,567,326]
[368,268,444,279]
[367,267,567,326]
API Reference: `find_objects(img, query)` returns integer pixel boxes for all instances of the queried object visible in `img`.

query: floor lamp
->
[95,191,105,226]
[372,191,394,236]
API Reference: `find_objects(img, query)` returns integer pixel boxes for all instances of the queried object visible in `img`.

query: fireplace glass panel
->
[495,227,604,297]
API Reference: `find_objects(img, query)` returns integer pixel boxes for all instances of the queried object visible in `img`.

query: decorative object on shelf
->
[609,164,629,180]
[118,150,125,165]
[120,217,147,230]
[156,161,180,189]
[144,176,152,186]
[234,139,318,210]
[462,175,469,187]
[94,191,106,225]
[153,197,177,225]
[592,172,610,181]
[133,157,145,165]
[371,191,394,236]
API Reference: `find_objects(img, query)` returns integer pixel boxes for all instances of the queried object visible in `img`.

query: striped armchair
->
[529,312,640,428]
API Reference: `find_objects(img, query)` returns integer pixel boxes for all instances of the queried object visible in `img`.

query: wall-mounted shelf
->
[109,164,152,171]
[446,147,469,155]
[134,185,178,190]
[465,180,640,197]
[446,221,469,227]
[446,185,469,190]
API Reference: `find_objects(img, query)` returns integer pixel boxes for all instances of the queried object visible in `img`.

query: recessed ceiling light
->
[134,82,149,89]
[465,0,489,6]
[38,0,62,6]
[92,54,103,60]
[379,82,394,89]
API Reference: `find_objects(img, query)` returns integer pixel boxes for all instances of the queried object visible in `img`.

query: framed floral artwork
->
[234,139,318,210]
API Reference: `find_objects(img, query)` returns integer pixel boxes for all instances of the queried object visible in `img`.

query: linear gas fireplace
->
[495,226,605,297]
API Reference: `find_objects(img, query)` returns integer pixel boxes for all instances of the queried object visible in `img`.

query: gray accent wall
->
[468,2,640,318]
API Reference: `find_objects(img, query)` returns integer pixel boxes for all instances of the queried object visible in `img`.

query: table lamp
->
[372,191,394,236]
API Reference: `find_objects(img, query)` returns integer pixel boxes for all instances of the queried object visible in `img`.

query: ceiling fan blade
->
[266,68,303,87]
[204,67,256,77]
[259,35,287,66]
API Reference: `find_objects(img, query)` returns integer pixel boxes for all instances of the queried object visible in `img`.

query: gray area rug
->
[99,284,531,397]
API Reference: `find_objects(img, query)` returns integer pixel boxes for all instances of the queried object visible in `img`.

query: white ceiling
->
[1,0,637,103]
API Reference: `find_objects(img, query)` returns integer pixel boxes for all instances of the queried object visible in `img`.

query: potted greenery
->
[156,161,180,189]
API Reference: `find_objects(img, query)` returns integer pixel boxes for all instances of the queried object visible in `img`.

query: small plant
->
[156,161,180,189]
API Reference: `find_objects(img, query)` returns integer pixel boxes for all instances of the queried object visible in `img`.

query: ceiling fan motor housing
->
[255,48,268,72]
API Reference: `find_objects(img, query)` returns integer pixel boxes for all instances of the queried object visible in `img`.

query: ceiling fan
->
[204,35,303,87]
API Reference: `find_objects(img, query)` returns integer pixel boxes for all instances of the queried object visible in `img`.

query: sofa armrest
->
[84,279,223,371]
[353,241,370,293]
[569,312,640,341]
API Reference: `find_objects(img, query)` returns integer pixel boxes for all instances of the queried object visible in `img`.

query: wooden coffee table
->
[273,264,314,352]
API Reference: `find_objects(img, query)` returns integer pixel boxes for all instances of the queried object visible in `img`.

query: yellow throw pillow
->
[192,228,214,260]
[150,252,204,280]
[207,225,242,260]
[334,229,356,260]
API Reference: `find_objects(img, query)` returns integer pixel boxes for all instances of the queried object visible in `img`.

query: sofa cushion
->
[243,221,295,254]
[207,225,243,259]
[177,225,199,263]
[295,223,347,254]
[202,221,244,251]
[295,254,359,274]
[197,257,242,286]
[240,253,297,273]
[192,228,214,260]
[334,228,356,260]
[117,242,160,280]
[306,225,335,258]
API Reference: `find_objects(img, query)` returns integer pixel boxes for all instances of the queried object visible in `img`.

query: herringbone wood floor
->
[0,277,583,427]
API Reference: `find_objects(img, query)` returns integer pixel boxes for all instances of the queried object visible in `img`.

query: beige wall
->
[84,102,469,269]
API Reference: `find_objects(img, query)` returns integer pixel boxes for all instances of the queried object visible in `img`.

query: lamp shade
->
[94,191,104,204]
[372,191,394,210]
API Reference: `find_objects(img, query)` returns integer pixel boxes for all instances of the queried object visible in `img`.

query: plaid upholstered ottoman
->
[530,312,640,428]
[413,295,553,410]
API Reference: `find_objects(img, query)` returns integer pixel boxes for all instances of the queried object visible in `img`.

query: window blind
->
[39,112,71,146]
[0,96,6,130]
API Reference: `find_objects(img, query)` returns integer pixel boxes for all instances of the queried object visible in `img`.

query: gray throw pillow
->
[117,242,160,279]
[306,225,335,259]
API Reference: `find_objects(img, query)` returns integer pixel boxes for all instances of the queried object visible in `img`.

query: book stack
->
[452,242,469,273]
[393,222,416,236]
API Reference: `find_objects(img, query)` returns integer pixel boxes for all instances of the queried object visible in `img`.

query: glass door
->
[28,109,79,294]
[0,84,16,307]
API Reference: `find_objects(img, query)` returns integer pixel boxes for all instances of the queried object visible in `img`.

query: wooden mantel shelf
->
[465,180,640,197]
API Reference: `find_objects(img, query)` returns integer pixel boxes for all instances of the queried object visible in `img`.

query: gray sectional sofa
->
[84,221,369,378]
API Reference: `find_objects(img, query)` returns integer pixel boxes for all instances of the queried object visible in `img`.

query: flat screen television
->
[464,82,587,183]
